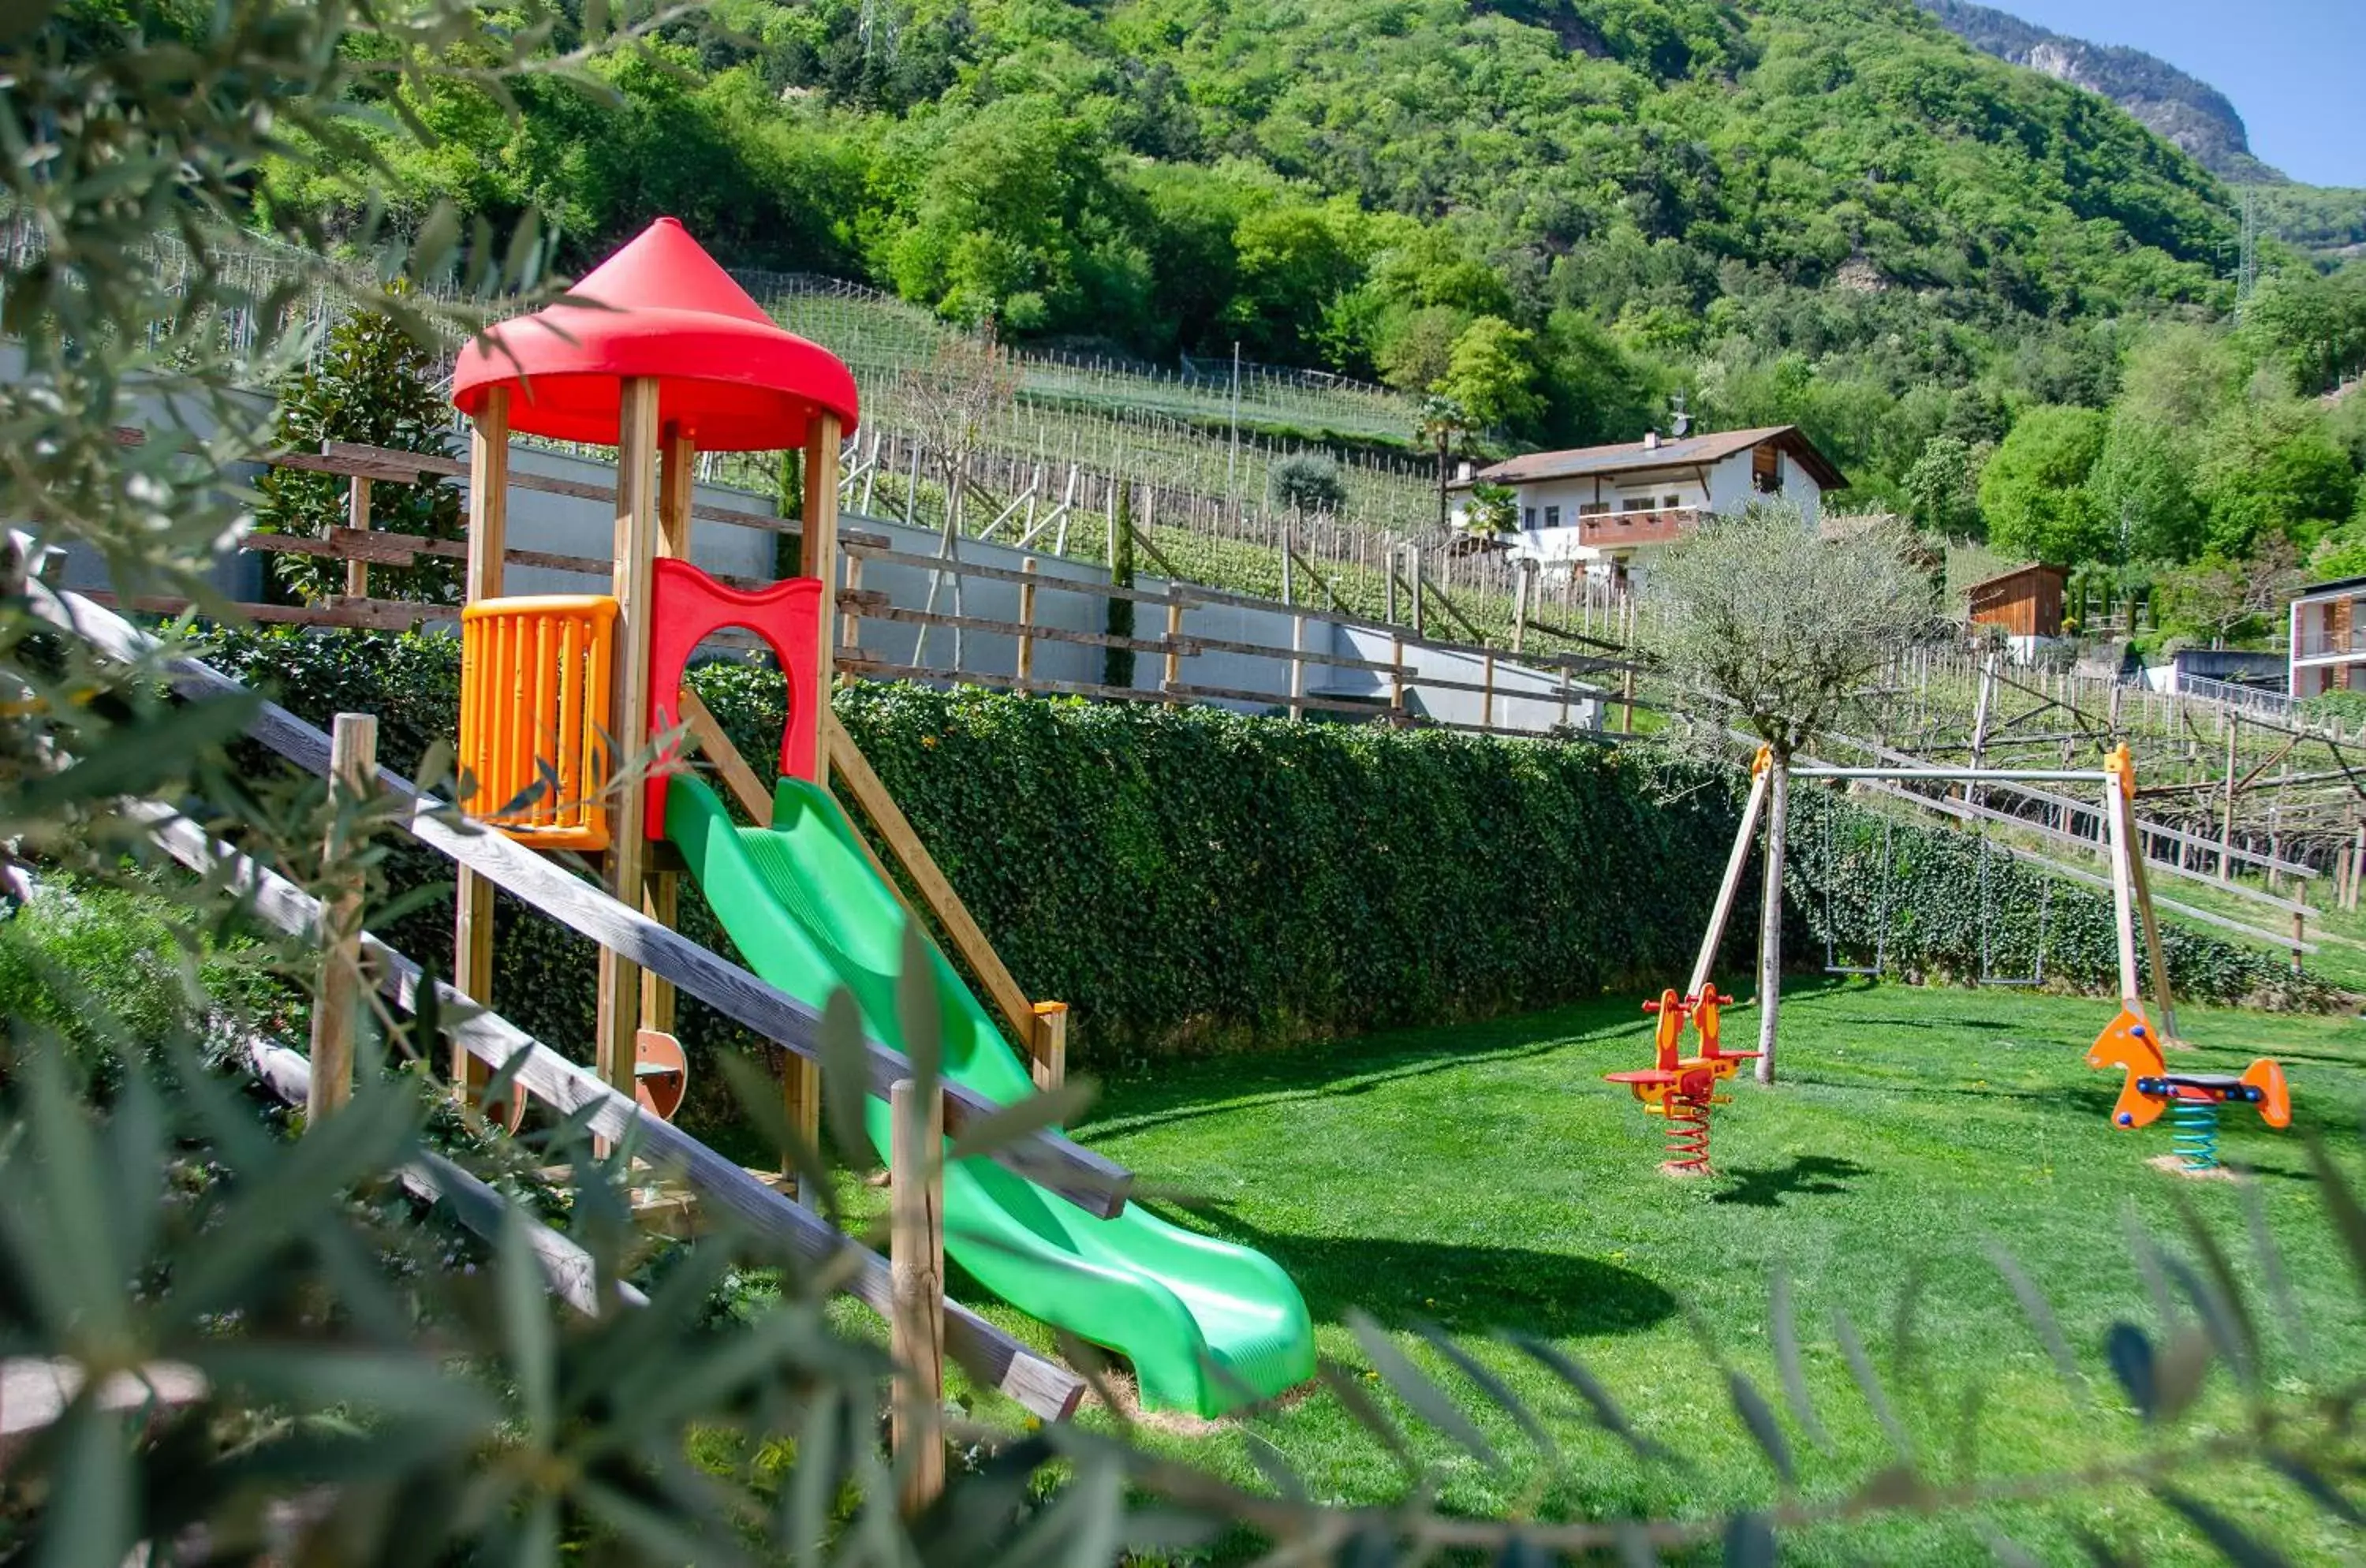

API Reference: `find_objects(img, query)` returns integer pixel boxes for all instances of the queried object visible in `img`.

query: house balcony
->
[1572,506,1702,548]
[2292,628,2366,662]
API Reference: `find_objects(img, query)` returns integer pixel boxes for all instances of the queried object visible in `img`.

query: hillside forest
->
[255,0,2366,641]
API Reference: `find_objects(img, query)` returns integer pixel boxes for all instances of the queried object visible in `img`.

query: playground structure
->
[1603,984,1756,1175]
[1665,741,2297,1174]
[435,218,1315,1433]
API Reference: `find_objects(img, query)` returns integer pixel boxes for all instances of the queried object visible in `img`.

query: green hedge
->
[203,629,2336,1092]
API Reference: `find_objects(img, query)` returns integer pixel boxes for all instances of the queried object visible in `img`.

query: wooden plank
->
[890,1078,946,1514]
[1687,763,1769,998]
[35,585,1133,1219]
[136,806,1080,1417]
[845,541,1176,607]
[823,713,1044,1053]
[307,713,376,1126]
[862,600,1191,659]
[1015,559,1037,693]
[1162,680,1394,718]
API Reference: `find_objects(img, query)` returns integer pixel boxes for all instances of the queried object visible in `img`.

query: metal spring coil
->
[2171,1098,2221,1172]
[1663,1093,1712,1174]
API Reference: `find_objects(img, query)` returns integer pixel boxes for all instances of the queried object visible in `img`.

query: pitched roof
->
[1471,425,1846,491]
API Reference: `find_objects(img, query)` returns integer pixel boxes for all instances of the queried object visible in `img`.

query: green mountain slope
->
[264,0,2360,513]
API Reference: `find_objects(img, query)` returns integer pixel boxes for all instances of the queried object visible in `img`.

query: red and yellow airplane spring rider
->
[1604,985,1756,1176]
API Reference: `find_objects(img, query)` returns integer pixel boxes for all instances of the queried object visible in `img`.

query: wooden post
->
[1409,544,1424,639]
[1015,558,1038,693]
[1512,560,1530,655]
[453,388,508,1096]
[2349,821,2364,913]
[1689,762,1770,999]
[1029,1002,1069,1093]
[342,475,372,599]
[840,553,864,662]
[806,414,843,770]
[643,426,697,1048]
[595,376,662,1107]
[2218,716,2239,879]
[890,1078,946,1515]
[1965,655,1995,808]
[1289,614,1306,722]
[1390,635,1405,714]
[1755,755,1789,1084]
[1162,581,1184,704]
[1482,651,1496,731]
[1619,664,1636,734]
[2103,778,2143,1008]
[308,712,377,1126]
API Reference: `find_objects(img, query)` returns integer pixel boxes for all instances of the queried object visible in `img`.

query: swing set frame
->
[1689,743,2179,1046]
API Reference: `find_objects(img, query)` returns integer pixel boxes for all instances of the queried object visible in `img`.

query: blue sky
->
[1990,0,2366,187]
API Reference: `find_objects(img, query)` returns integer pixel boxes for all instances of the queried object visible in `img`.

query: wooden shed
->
[1966,563,2066,640]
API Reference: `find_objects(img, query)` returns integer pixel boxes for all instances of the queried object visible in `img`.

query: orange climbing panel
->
[460,595,620,850]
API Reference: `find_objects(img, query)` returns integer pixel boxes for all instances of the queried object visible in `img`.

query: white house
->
[1453,425,1845,575]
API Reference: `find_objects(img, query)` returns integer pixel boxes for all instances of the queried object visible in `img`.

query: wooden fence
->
[98,440,1641,738]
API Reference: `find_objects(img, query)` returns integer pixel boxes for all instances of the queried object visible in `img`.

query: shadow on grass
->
[1152,1199,1680,1337]
[1710,1154,1869,1208]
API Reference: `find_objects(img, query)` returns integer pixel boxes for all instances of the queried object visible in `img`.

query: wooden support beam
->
[598,378,662,1108]
[1162,584,1185,706]
[453,389,508,1096]
[2118,781,2182,1043]
[891,1077,946,1514]
[677,686,775,827]
[1688,763,1770,999]
[308,712,376,1126]
[805,413,842,781]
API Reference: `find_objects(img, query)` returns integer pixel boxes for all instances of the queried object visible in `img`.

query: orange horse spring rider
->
[1604,985,1757,1176]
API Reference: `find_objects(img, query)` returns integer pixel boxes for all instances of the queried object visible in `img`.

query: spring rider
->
[1604,984,1756,1176]
[2087,1006,2290,1174]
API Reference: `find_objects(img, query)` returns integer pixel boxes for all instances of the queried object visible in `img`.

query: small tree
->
[1269,452,1347,516]
[1464,481,1519,539]
[255,303,465,603]
[1648,501,1938,1081]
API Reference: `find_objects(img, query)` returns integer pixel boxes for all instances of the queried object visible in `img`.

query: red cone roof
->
[451,218,860,450]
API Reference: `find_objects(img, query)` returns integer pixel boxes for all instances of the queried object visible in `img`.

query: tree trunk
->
[1756,753,1789,1084]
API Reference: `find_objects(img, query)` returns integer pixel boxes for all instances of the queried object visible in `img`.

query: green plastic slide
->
[665,771,1315,1417]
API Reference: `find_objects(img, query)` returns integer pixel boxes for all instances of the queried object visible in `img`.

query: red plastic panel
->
[645,557,824,836]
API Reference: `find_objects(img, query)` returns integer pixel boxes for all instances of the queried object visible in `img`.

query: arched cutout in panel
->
[646,558,824,837]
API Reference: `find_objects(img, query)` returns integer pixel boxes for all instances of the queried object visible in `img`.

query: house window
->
[1523,506,1536,530]
[1663,494,1682,510]
[1621,498,1653,513]
[1752,445,1782,494]
[1543,505,1561,528]
[1577,502,1610,517]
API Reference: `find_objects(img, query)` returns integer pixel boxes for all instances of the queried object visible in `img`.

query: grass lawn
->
[830,979,2366,1563]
